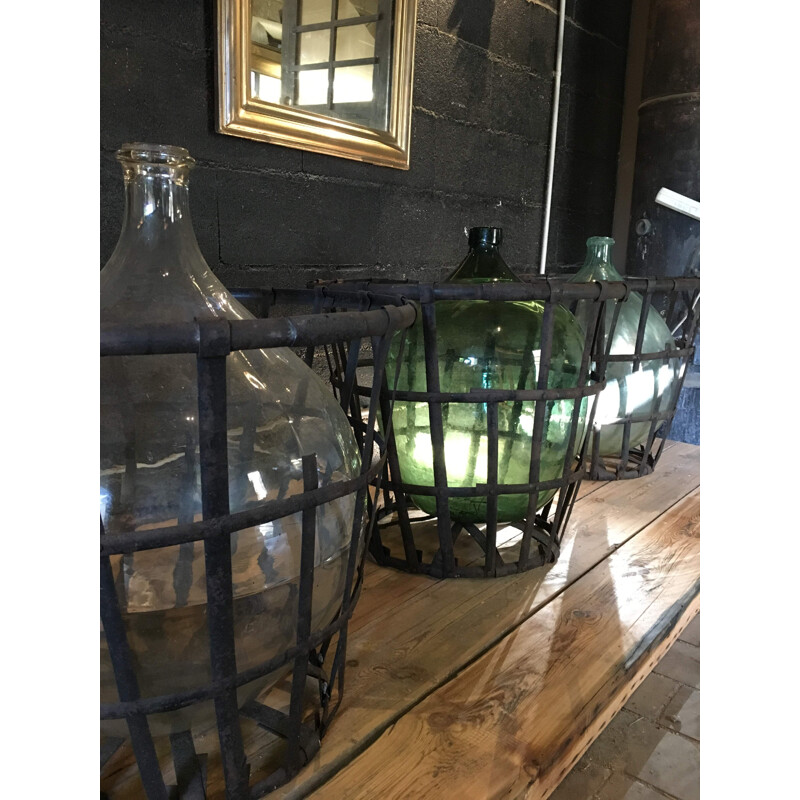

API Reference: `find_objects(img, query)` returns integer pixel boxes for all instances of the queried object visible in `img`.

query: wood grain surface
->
[306,487,700,800]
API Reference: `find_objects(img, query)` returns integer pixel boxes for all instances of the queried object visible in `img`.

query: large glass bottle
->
[100,144,361,736]
[569,236,680,457]
[388,227,587,523]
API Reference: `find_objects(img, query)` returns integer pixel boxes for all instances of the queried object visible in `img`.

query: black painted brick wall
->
[100,0,632,287]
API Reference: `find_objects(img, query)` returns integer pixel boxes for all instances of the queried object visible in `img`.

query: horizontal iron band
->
[100,457,384,556]
[313,277,700,304]
[383,469,584,497]
[100,305,416,357]
[100,589,360,720]
[393,426,576,444]
[603,345,695,362]
[235,285,414,313]
[599,408,676,426]
[387,380,606,404]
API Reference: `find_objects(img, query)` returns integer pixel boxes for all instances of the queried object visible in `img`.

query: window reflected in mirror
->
[249,0,390,131]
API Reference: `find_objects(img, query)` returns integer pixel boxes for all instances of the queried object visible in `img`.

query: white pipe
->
[538,0,567,275]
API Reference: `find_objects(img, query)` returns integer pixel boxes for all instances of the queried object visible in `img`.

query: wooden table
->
[104,441,700,800]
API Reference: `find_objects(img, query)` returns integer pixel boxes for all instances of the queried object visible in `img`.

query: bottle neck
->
[445,243,521,284]
[585,240,612,266]
[113,165,202,265]
[101,145,246,324]
[572,237,622,282]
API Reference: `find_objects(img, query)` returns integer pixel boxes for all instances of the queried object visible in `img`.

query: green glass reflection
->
[569,237,680,457]
[387,228,588,524]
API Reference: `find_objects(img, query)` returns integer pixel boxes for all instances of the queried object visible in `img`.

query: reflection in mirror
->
[250,0,283,103]
[219,0,417,168]
[249,0,389,130]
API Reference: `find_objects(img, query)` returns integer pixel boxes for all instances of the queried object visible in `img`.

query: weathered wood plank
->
[306,487,700,800]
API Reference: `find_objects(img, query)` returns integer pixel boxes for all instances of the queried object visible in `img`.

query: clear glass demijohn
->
[100,143,361,736]
[388,227,588,523]
[569,236,681,457]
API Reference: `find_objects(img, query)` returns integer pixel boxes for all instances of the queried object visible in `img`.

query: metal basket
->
[100,287,415,799]
[520,274,701,481]
[312,278,640,579]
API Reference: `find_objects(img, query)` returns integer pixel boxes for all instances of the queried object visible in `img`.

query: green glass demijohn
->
[388,227,588,524]
[100,144,361,736]
[569,236,680,457]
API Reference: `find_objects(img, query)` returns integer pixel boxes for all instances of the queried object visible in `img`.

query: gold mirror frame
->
[217,0,418,169]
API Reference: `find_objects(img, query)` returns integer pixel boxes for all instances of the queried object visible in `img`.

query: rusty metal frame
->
[314,277,699,577]
[569,277,701,481]
[314,279,633,578]
[100,287,414,799]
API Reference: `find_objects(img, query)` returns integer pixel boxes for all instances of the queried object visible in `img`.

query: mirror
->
[218,0,418,169]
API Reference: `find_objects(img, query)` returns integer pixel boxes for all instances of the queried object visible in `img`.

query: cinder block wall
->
[100,0,632,286]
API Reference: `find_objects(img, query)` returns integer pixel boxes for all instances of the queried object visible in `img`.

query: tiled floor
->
[549,613,700,800]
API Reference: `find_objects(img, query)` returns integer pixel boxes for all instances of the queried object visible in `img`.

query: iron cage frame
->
[522,275,701,481]
[100,287,415,799]
[313,276,699,578]
[315,278,644,579]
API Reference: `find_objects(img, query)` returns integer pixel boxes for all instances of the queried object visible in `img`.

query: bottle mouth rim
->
[586,236,614,246]
[468,226,503,246]
[116,143,195,168]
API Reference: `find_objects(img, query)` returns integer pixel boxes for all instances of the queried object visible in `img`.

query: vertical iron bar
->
[664,287,679,334]
[596,292,624,476]
[632,279,654,373]
[641,355,665,474]
[589,427,603,478]
[169,731,207,799]
[338,332,386,625]
[196,349,249,798]
[377,376,419,570]
[684,288,701,344]
[339,338,361,414]
[323,318,397,723]
[100,546,169,800]
[499,322,537,479]
[619,419,633,474]
[340,338,364,449]
[303,291,324,366]
[553,295,601,538]
[286,454,319,772]
[484,402,499,577]
[421,298,456,575]
[519,293,556,569]
[376,322,419,570]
